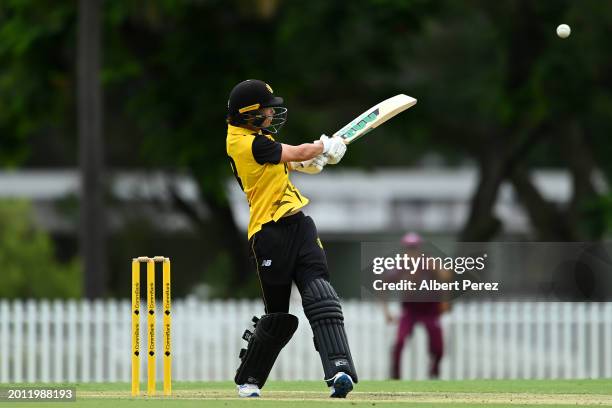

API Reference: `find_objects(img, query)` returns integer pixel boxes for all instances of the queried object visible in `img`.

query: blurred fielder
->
[383,232,449,379]
[226,79,358,398]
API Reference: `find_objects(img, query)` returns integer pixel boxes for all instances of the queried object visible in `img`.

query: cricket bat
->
[333,94,417,144]
[296,94,417,169]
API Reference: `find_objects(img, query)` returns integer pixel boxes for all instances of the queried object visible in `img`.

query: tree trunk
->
[561,122,604,240]
[510,167,578,241]
[459,156,503,241]
[168,180,251,294]
[460,0,550,241]
[78,0,107,298]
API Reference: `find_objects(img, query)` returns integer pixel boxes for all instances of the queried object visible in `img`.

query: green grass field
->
[7,379,612,407]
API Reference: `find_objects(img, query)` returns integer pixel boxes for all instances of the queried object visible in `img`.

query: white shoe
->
[328,372,354,398]
[237,384,261,397]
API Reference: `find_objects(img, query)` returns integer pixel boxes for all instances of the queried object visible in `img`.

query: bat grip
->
[299,158,315,168]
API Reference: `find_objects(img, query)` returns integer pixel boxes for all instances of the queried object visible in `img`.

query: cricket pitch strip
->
[78,389,612,405]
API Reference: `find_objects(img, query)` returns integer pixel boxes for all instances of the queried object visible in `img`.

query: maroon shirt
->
[388,263,441,315]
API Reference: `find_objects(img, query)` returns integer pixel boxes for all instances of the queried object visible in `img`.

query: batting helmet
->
[227,79,287,133]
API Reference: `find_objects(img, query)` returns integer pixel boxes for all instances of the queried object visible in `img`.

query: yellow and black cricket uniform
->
[226,124,329,313]
[228,80,358,390]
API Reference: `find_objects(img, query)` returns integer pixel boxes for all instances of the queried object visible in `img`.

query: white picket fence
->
[0,300,611,383]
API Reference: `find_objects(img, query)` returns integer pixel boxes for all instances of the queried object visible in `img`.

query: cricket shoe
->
[329,372,354,398]
[237,384,261,397]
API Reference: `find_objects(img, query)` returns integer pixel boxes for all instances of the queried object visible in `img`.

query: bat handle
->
[299,158,315,168]
[290,160,311,170]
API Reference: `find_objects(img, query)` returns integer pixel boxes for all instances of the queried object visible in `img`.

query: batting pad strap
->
[301,278,358,385]
[234,313,298,388]
[303,299,343,321]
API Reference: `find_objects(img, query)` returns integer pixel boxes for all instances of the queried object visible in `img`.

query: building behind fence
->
[0,300,611,383]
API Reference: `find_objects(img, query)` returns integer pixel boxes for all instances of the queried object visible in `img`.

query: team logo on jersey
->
[316,238,324,249]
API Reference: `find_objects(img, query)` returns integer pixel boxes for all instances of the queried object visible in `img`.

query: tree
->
[3,0,612,299]
[0,1,75,167]
[78,0,107,298]
[0,200,81,299]
[394,0,612,240]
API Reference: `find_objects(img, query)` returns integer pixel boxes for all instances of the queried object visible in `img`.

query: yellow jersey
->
[226,124,309,239]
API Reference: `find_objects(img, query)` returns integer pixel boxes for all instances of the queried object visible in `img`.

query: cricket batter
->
[226,79,358,398]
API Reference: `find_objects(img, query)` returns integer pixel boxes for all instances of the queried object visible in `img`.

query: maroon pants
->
[391,304,443,379]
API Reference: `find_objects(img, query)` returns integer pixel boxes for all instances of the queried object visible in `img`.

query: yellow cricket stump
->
[131,256,172,397]
[162,258,172,396]
[131,259,140,396]
[147,258,156,395]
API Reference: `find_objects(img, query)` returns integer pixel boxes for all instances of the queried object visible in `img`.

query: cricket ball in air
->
[556,24,571,39]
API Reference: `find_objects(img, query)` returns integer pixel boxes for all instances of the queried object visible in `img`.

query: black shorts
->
[249,212,329,313]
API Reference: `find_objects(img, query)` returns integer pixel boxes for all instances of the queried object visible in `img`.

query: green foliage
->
[587,195,612,238]
[1,1,612,280]
[0,1,75,166]
[0,200,81,299]
[98,0,444,197]
[2,0,612,172]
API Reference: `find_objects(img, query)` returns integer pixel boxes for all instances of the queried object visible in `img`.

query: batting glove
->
[322,135,346,165]
[295,154,328,174]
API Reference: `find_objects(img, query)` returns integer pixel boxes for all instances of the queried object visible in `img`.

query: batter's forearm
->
[280,143,324,163]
